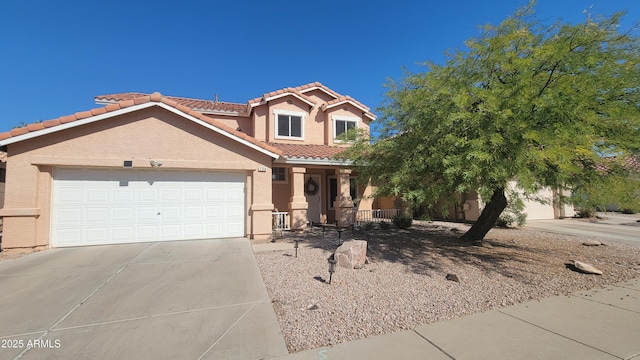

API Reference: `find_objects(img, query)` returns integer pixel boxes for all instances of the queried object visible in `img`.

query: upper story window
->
[333,115,359,142]
[274,110,305,140]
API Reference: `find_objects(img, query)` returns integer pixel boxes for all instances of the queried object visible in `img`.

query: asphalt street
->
[525,213,640,246]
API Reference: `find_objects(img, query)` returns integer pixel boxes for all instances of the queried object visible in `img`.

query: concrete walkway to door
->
[0,238,288,360]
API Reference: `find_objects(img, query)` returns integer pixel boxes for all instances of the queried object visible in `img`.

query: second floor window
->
[275,110,305,140]
[333,116,359,142]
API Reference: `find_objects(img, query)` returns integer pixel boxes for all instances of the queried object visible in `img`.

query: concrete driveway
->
[0,238,288,360]
[526,214,640,245]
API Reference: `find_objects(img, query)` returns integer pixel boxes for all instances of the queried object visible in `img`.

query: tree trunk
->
[461,187,508,243]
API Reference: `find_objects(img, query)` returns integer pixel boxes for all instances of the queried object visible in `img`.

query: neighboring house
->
[414,183,575,223]
[0,82,381,248]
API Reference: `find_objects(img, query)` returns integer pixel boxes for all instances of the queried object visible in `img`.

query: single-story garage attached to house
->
[0,93,280,248]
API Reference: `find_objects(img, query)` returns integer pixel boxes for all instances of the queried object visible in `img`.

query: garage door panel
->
[85,228,108,243]
[112,208,135,222]
[162,188,182,202]
[137,207,159,222]
[184,206,204,220]
[113,187,135,202]
[226,222,244,235]
[205,223,223,237]
[226,188,244,201]
[184,188,204,201]
[57,188,83,203]
[160,225,181,240]
[183,224,204,238]
[137,188,159,202]
[161,207,181,221]
[205,206,223,219]
[52,168,246,247]
[112,227,134,242]
[86,188,109,202]
[205,188,223,202]
[137,226,158,240]
[225,205,244,217]
[85,208,109,222]
[56,208,83,224]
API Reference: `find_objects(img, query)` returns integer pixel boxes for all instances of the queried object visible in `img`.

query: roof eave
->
[298,86,339,99]
[0,102,280,160]
[249,92,316,109]
[322,100,376,120]
[276,157,353,166]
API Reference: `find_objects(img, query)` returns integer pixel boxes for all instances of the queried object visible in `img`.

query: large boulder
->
[572,260,603,275]
[335,240,368,269]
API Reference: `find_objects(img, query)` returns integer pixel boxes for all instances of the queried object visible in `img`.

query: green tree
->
[345,4,640,242]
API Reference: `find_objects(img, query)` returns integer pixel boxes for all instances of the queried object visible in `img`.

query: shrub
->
[392,214,413,229]
[379,221,391,230]
[496,198,527,228]
[576,208,595,218]
[363,222,376,232]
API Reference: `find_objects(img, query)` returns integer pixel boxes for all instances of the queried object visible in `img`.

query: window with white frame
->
[274,110,305,140]
[272,167,287,183]
[333,115,359,142]
[328,176,358,209]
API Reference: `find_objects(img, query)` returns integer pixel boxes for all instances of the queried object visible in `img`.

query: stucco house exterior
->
[0,82,380,249]
[431,183,575,223]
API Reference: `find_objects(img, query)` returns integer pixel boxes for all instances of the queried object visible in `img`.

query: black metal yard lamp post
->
[294,239,299,258]
[327,255,337,284]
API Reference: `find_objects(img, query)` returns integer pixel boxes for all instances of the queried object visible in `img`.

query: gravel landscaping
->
[255,220,640,353]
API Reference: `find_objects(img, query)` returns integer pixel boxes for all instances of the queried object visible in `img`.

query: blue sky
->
[0,0,637,131]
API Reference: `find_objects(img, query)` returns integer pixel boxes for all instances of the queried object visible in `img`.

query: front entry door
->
[304,174,321,224]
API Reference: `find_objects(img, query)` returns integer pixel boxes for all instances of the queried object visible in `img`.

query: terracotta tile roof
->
[269,143,347,160]
[294,82,341,98]
[96,83,375,120]
[321,96,376,120]
[248,87,316,107]
[95,93,249,114]
[0,92,282,157]
[596,156,640,173]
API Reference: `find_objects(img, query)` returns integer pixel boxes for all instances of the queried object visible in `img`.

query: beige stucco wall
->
[0,106,274,248]
[205,114,253,137]
[506,181,556,221]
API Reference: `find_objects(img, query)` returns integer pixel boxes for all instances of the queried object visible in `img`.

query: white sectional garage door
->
[51,168,246,247]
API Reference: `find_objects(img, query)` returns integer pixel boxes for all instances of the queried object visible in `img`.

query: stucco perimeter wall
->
[0,106,274,248]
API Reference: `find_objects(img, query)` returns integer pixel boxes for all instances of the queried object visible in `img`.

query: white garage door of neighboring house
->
[52,168,246,247]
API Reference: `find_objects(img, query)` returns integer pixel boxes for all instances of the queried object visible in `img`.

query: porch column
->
[288,167,308,230]
[250,168,274,241]
[333,168,354,226]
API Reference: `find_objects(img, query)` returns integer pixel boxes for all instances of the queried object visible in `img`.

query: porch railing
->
[272,211,290,231]
[354,209,400,226]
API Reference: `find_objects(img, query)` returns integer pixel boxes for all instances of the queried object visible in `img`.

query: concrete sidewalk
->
[268,277,640,359]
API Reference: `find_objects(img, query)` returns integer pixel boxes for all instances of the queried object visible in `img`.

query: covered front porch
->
[270,165,401,232]
[266,143,399,235]
[271,166,367,229]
